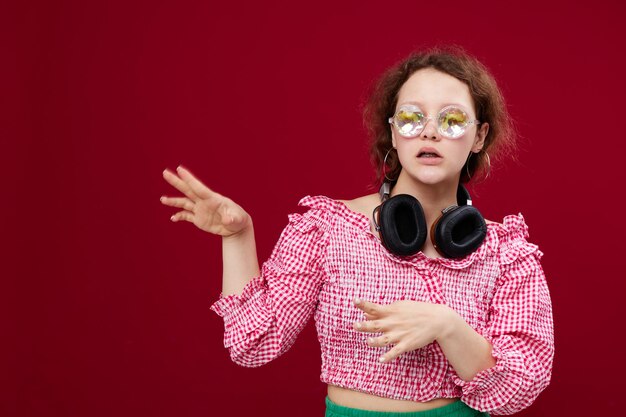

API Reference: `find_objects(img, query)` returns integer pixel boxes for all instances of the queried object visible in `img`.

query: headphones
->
[372,182,487,258]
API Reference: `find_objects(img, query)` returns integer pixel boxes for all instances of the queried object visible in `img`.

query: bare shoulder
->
[485,219,501,226]
[337,193,380,218]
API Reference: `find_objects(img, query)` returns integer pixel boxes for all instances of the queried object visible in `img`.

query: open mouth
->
[417,148,442,158]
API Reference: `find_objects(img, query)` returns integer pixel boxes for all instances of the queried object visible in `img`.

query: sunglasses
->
[388,105,481,139]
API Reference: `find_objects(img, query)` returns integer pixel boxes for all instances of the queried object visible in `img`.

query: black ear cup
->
[431,206,487,258]
[377,194,427,257]
[375,183,487,258]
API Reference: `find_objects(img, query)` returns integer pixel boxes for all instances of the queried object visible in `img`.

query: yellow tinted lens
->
[439,107,469,138]
[395,109,424,137]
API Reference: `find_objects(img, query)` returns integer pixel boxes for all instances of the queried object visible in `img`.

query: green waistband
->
[325,396,486,417]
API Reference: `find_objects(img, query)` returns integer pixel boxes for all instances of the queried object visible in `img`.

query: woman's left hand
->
[352,298,458,363]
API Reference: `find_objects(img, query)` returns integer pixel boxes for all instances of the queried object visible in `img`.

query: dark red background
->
[5,1,625,416]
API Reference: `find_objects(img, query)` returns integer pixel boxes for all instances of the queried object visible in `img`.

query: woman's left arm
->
[436,308,496,381]
[354,251,554,415]
[450,252,555,414]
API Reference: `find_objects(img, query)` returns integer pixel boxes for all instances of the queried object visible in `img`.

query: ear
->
[472,122,489,152]
[391,130,397,149]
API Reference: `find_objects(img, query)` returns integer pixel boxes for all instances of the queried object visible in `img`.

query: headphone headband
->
[379,181,473,207]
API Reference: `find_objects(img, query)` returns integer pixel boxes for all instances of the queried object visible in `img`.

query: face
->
[391,68,489,186]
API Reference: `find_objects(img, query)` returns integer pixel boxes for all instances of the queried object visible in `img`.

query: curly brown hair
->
[363,46,517,186]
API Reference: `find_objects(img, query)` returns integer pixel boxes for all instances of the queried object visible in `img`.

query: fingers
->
[358,327,405,363]
[366,334,396,348]
[363,312,375,320]
[378,344,405,363]
[351,301,407,363]
[163,168,200,202]
[169,210,194,223]
[160,196,195,212]
[353,319,384,333]
[352,298,425,364]
[175,166,214,200]
[352,298,388,332]
[354,298,386,316]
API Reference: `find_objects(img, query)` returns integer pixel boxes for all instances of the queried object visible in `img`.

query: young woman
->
[160,47,554,417]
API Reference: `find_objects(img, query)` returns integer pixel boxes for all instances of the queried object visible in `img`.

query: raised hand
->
[160,166,251,237]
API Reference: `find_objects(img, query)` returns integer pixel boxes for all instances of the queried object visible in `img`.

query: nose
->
[421,117,440,140]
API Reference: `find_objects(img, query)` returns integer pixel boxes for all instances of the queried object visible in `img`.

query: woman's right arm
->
[221,225,259,296]
[161,165,259,296]
[161,166,329,367]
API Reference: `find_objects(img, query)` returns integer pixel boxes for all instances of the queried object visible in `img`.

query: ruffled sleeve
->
[209,197,334,367]
[451,214,554,415]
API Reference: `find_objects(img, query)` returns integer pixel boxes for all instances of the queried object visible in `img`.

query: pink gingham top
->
[209,195,554,415]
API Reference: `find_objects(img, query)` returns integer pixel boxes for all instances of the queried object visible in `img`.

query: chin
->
[406,169,459,187]
[413,168,448,185]
[398,162,461,186]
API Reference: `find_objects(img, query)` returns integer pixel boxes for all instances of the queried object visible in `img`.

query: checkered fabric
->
[210,195,554,415]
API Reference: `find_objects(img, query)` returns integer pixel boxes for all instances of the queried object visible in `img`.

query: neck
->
[389,171,461,229]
